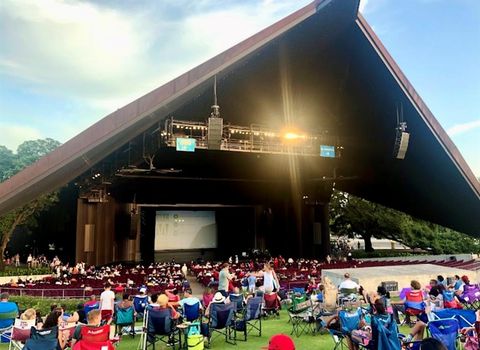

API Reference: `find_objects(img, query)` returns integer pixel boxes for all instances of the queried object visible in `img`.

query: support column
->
[313,203,331,259]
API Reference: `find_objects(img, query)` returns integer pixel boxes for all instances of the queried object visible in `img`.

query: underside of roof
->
[0,0,479,235]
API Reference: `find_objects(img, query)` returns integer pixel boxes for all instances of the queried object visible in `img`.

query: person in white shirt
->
[99,283,115,322]
[181,264,188,277]
[338,273,359,292]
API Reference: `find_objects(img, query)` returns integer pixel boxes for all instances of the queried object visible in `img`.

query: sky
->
[0,0,479,176]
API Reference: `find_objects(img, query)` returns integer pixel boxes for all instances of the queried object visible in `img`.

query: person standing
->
[27,254,33,268]
[99,283,115,322]
[258,263,280,292]
[218,263,232,297]
[181,263,188,277]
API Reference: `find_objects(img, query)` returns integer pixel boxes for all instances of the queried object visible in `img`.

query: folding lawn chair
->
[369,313,401,350]
[183,302,202,322]
[427,318,460,350]
[235,296,262,341]
[288,299,315,337]
[263,293,281,318]
[140,308,180,350]
[329,308,363,350]
[114,306,135,337]
[9,318,36,350]
[24,326,59,350]
[205,303,236,348]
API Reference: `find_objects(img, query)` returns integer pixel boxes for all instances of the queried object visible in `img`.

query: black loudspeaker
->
[129,213,139,240]
[394,131,410,159]
[207,117,223,150]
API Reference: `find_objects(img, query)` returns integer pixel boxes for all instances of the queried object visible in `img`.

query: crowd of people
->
[1,260,190,298]
[2,253,479,349]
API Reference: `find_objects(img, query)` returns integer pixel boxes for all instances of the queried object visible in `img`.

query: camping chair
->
[0,305,18,344]
[263,293,281,318]
[114,306,135,337]
[133,295,149,321]
[73,340,115,350]
[235,297,262,341]
[140,308,180,350]
[183,302,201,322]
[400,290,425,326]
[427,318,460,350]
[288,299,315,337]
[9,318,36,350]
[369,314,401,350]
[339,288,359,306]
[205,302,236,348]
[329,308,363,350]
[432,308,475,329]
[24,326,59,350]
[74,324,118,350]
[460,285,480,310]
[83,302,100,317]
[228,294,245,314]
[292,287,306,296]
[443,290,462,309]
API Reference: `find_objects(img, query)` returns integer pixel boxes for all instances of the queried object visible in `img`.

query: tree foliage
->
[329,190,480,255]
[0,138,61,270]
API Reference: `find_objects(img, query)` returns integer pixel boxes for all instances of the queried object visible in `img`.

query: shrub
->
[10,295,85,316]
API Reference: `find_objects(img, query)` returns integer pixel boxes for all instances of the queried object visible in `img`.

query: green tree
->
[0,146,15,182]
[330,190,480,254]
[0,138,61,270]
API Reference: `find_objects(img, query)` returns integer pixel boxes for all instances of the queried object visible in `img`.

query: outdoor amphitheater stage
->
[322,264,476,294]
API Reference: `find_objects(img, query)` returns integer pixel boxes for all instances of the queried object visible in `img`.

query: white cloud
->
[447,120,480,136]
[0,123,43,152]
[0,0,311,112]
[359,0,369,13]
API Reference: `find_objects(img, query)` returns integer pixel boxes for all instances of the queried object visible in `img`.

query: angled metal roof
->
[0,0,479,235]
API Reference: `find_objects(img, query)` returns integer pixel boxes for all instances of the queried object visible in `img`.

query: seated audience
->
[179,289,202,311]
[204,292,227,317]
[71,309,108,347]
[0,293,19,328]
[41,309,68,350]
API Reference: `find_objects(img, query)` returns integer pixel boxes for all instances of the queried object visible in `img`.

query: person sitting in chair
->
[71,309,104,347]
[339,273,359,293]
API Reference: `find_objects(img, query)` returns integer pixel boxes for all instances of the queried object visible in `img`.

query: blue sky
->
[0,0,479,176]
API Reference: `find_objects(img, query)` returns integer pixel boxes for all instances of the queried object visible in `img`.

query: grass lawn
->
[0,310,412,349]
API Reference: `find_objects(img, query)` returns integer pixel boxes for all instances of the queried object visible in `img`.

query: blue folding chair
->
[24,326,59,350]
[114,305,135,337]
[184,302,201,322]
[83,302,99,316]
[432,308,475,329]
[228,294,245,314]
[140,308,180,350]
[370,314,401,350]
[205,303,236,347]
[427,318,460,350]
[235,297,262,341]
[330,308,362,350]
[133,295,149,320]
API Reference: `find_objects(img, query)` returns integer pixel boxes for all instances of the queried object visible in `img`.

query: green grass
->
[0,309,412,349]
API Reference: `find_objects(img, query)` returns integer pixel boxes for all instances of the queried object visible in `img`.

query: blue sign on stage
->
[176,138,196,152]
[320,145,335,158]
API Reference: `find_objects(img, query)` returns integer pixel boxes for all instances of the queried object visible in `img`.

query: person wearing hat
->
[204,292,226,317]
[262,334,295,350]
[157,294,180,319]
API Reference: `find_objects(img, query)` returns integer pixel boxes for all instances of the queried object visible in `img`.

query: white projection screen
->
[154,211,217,250]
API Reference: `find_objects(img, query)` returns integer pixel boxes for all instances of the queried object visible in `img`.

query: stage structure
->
[0,0,479,265]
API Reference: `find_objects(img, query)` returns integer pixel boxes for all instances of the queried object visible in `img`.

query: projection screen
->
[154,211,217,250]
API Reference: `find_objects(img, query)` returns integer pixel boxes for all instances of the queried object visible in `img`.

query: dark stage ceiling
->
[0,0,478,235]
